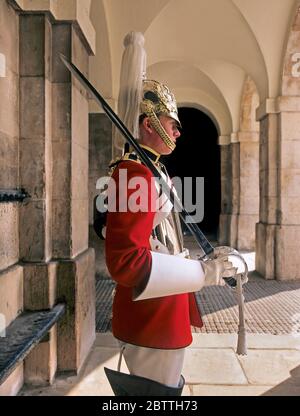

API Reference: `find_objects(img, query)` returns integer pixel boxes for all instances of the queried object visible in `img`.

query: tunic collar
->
[140,144,161,164]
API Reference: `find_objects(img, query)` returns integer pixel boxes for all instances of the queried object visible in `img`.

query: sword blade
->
[60,54,214,257]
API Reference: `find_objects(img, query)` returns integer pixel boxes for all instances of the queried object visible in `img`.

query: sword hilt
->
[201,246,249,288]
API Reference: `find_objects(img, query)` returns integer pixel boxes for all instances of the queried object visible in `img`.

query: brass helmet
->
[140,80,181,151]
[116,32,180,153]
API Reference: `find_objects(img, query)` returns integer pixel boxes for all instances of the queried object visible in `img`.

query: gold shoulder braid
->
[108,152,142,176]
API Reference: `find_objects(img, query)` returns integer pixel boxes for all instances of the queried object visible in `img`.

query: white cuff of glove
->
[133,251,206,301]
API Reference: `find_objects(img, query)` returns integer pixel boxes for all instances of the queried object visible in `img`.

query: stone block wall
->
[0,1,96,396]
[0,1,24,396]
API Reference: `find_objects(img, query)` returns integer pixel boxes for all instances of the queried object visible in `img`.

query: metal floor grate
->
[96,276,300,335]
[96,278,114,332]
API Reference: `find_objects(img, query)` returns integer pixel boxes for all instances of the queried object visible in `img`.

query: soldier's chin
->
[161,145,175,155]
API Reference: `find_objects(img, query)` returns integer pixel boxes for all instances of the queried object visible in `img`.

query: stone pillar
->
[218,136,232,245]
[236,132,259,251]
[88,113,112,278]
[255,102,300,280]
[51,23,95,372]
[276,106,300,279]
[219,135,259,251]
[256,108,280,279]
[19,13,57,385]
[235,76,260,251]
[89,113,112,224]
[218,135,240,247]
[228,141,240,248]
[256,5,300,280]
[0,0,24,396]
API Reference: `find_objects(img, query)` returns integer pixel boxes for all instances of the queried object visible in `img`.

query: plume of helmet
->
[115,31,181,154]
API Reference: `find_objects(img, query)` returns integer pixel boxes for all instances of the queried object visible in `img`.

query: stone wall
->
[0,1,24,396]
[0,1,96,396]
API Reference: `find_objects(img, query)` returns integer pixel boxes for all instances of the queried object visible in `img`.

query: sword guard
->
[201,246,249,288]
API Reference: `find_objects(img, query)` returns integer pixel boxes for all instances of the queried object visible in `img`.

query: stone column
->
[88,113,112,278]
[235,76,260,251]
[19,14,58,385]
[256,7,300,281]
[256,107,281,279]
[218,135,232,245]
[236,132,259,251]
[219,135,240,248]
[51,23,95,372]
[219,134,259,252]
[276,103,300,279]
[228,140,240,248]
[256,101,300,280]
[0,1,23,395]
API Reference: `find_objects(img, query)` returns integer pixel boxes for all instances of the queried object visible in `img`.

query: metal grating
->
[96,276,300,335]
[195,279,300,335]
[96,278,115,332]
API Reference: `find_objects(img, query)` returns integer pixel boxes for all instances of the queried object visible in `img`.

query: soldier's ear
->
[142,116,153,133]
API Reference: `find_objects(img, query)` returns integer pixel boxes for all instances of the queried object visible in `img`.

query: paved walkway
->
[19,332,300,396]
[19,243,300,396]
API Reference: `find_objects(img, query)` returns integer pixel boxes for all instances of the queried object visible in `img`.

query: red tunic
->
[105,159,203,349]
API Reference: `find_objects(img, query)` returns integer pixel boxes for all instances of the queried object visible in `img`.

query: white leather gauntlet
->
[200,257,237,286]
[132,252,236,301]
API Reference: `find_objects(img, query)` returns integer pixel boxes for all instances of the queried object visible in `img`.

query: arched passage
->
[162,107,220,240]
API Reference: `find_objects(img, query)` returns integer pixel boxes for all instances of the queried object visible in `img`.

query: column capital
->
[218,135,231,146]
[256,96,300,121]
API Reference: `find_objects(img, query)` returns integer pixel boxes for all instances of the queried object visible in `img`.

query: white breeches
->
[118,341,185,388]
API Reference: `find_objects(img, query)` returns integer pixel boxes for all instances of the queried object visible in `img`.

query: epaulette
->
[108,152,142,175]
[121,152,142,164]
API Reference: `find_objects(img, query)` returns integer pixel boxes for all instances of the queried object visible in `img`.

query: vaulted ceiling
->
[89,0,300,135]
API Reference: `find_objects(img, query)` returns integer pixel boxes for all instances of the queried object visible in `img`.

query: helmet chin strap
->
[147,110,176,152]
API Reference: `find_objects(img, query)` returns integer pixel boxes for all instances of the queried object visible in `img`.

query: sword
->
[60,55,213,252]
[59,54,241,287]
[60,54,249,354]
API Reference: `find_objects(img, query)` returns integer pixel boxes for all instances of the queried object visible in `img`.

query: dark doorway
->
[162,107,220,239]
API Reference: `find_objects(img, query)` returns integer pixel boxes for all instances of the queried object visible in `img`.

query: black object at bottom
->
[104,367,185,396]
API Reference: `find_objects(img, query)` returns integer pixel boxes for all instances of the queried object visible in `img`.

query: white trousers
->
[118,341,185,388]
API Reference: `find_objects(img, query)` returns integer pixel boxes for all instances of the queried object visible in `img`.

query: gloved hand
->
[200,256,237,286]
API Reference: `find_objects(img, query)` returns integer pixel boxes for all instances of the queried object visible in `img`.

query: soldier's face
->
[152,116,181,155]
